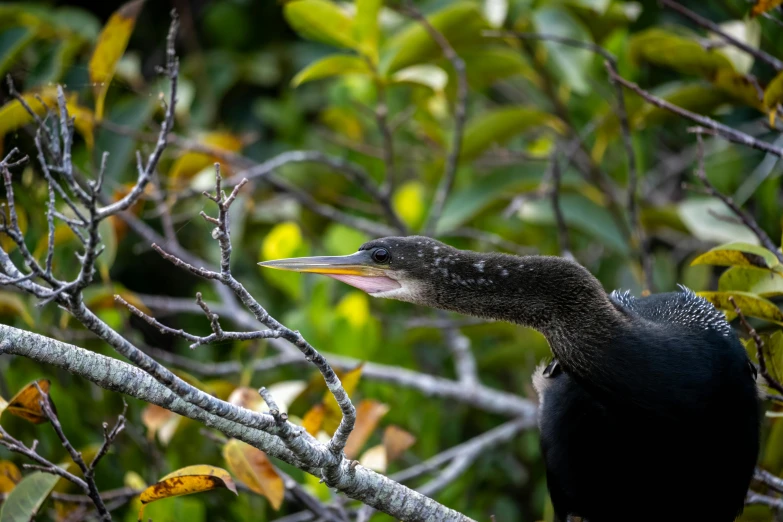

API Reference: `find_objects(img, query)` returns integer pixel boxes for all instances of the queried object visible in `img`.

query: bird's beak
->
[258,251,401,294]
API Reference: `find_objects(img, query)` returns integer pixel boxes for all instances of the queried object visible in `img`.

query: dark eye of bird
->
[372,248,390,264]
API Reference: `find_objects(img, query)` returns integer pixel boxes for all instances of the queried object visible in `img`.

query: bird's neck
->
[419,253,627,369]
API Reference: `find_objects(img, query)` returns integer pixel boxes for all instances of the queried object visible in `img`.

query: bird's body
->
[260,236,761,522]
[536,289,760,522]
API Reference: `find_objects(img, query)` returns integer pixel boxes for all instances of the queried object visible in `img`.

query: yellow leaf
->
[0,475,16,494]
[764,70,783,116]
[227,387,264,411]
[392,181,426,229]
[751,0,783,16]
[3,379,53,424]
[302,404,326,436]
[66,96,95,150]
[336,291,370,329]
[0,87,58,138]
[138,465,237,519]
[167,131,243,190]
[320,106,364,141]
[691,242,781,270]
[382,425,417,462]
[0,291,34,327]
[698,291,783,325]
[322,364,364,434]
[0,461,21,484]
[222,439,285,510]
[344,400,390,459]
[358,444,387,472]
[141,404,181,446]
[0,198,27,255]
[89,0,145,120]
[261,222,302,261]
[0,461,21,493]
[33,223,78,261]
[262,381,308,414]
[124,471,147,490]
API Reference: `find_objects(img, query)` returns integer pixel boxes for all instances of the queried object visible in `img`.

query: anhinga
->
[260,235,761,522]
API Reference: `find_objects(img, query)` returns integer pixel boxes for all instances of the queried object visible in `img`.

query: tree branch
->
[0,324,477,522]
[607,68,783,158]
[660,0,783,72]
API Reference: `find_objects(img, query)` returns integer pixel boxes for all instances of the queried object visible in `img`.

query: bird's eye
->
[372,248,390,264]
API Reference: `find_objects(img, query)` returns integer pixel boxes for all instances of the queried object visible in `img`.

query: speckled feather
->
[609,284,732,337]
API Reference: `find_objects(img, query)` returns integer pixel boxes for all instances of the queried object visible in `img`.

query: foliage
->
[0,0,783,521]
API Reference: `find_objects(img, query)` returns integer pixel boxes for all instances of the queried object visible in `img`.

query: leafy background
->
[1,0,783,520]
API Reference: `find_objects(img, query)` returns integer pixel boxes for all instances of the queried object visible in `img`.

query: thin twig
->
[604,60,653,292]
[692,130,783,263]
[548,152,572,260]
[400,3,468,236]
[728,295,783,395]
[607,68,783,158]
[95,10,180,220]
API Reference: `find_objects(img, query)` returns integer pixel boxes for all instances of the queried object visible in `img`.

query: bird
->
[259,235,762,522]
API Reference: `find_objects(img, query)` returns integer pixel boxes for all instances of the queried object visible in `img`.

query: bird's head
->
[258,235,455,304]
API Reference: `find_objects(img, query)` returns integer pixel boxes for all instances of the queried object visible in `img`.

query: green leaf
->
[629,28,735,79]
[391,65,448,92]
[483,0,508,27]
[697,291,783,324]
[516,192,629,254]
[94,94,158,184]
[436,164,548,234]
[0,292,34,327]
[283,0,357,50]
[639,84,733,127]
[381,2,490,74]
[719,266,783,297]
[25,37,84,88]
[291,55,372,87]
[354,0,382,63]
[97,218,117,282]
[459,47,537,90]
[710,19,759,75]
[0,27,35,78]
[0,472,59,522]
[532,7,593,95]
[459,106,565,163]
[691,242,780,270]
[677,198,763,245]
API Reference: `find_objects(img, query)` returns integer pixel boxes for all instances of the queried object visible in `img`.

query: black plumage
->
[260,235,762,522]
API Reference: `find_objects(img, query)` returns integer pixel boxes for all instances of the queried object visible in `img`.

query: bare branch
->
[691,130,783,263]
[441,316,478,387]
[548,152,572,261]
[95,11,180,220]
[606,68,783,158]
[755,468,783,494]
[746,491,783,510]
[0,325,476,522]
[0,426,89,503]
[32,382,111,520]
[115,294,281,349]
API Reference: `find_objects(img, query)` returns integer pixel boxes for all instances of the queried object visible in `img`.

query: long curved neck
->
[416,253,628,370]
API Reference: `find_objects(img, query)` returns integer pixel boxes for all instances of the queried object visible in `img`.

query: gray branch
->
[0,324,475,522]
